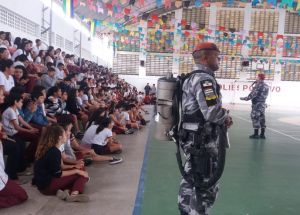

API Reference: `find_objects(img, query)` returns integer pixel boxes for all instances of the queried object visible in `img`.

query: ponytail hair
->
[95,117,112,134]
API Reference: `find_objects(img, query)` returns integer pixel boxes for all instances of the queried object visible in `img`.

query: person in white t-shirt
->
[0,59,15,95]
[55,62,66,81]
[0,86,28,208]
[86,117,122,155]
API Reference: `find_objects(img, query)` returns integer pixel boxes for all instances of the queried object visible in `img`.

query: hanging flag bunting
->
[156,0,163,7]
[138,0,145,6]
[297,0,300,11]
[175,0,182,8]
[90,19,96,36]
[63,0,74,18]
[165,0,172,8]
[195,0,202,7]
[73,0,79,8]
[279,0,294,8]
[124,8,131,15]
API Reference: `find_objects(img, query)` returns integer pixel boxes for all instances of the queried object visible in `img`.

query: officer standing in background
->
[240,73,269,139]
[178,42,233,215]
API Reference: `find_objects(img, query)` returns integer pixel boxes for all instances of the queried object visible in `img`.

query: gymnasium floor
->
[136,104,300,215]
[1,104,300,215]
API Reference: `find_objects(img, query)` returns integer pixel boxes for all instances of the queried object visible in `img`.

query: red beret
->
[193,42,220,53]
[257,73,265,80]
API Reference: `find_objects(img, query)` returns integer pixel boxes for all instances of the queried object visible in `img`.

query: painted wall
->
[0,0,93,59]
[120,74,300,108]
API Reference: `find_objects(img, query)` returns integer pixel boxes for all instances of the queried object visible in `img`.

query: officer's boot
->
[249,129,260,139]
[260,128,266,139]
[179,209,188,215]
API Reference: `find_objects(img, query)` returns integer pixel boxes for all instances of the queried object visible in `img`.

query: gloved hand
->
[240,97,246,100]
[225,116,233,128]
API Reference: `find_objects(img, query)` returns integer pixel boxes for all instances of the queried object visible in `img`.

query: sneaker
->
[112,150,122,154]
[66,194,89,202]
[124,129,134,134]
[83,158,93,166]
[56,189,69,200]
[260,134,266,139]
[249,134,260,139]
[109,157,123,165]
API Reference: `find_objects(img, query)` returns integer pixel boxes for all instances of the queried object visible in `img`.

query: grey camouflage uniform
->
[244,81,269,129]
[178,64,228,215]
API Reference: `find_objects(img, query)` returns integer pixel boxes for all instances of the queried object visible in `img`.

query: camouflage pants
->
[178,138,219,215]
[251,103,266,129]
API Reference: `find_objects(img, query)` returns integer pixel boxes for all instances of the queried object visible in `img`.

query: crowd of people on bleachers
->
[0,30,150,207]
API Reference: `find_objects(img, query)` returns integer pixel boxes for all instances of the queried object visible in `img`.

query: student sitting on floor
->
[32,125,89,202]
[59,115,122,165]
[83,117,123,155]
[0,129,28,208]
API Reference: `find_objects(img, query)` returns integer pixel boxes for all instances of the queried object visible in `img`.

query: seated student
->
[0,59,15,96]
[2,93,40,162]
[122,104,140,130]
[32,125,89,202]
[109,104,133,135]
[66,89,88,128]
[40,66,57,91]
[44,86,63,117]
[0,131,28,208]
[58,115,122,165]
[83,117,122,155]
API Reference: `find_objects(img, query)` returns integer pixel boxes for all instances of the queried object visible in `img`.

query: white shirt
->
[2,108,19,136]
[82,125,98,144]
[32,46,40,55]
[55,68,65,80]
[0,142,8,191]
[91,128,112,146]
[0,72,15,92]
[120,111,130,126]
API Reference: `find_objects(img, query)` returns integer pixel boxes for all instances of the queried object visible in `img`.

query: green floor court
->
[137,105,300,215]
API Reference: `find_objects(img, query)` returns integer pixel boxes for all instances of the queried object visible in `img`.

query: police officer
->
[178,42,233,215]
[240,73,269,139]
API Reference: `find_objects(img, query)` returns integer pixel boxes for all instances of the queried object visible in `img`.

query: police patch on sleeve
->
[201,80,218,107]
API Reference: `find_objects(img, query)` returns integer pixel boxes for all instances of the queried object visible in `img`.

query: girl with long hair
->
[33,125,89,202]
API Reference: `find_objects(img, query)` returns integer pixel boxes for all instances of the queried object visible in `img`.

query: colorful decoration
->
[63,0,74,18]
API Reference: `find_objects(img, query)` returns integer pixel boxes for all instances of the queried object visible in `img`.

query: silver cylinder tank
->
[154,75,177,141]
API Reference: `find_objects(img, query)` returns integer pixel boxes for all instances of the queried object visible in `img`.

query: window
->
[248,32,277,57]
[216,9,244,32]
[180,34,205,54]
[113,53,139,75]
[147,30,174,53]
[179,56,194,74]
[148,12,175,30]
[250,10,279,33]
[0,5,39,37]
[146,54,173,76]
[215,57,241,79]
[283,36,300,58]
[281,63,300,81]
[65,39,74,52]
[215,32,242,55]
[56,34,64,48]
[285,11,300,34]
[182,8,210,30]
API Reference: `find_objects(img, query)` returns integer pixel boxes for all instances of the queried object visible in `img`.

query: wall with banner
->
[120,74,300,108]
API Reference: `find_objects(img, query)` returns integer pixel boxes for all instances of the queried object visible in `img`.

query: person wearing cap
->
[178,42,233,215]
[240,73,269,139]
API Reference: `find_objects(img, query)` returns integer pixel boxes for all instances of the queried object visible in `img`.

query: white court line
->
[232,114,300,143]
